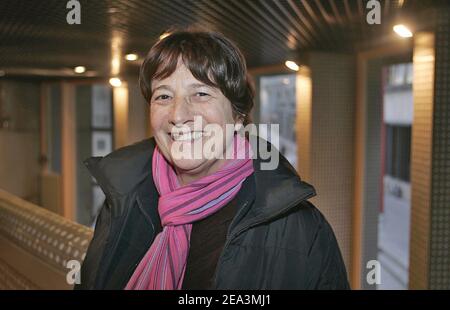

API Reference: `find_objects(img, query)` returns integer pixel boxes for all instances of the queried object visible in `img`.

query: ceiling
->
[0,0,446,79]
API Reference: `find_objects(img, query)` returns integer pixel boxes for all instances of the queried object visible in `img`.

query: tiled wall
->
[297,52,355,275]
[0,80,41,203]
[410,8,450,289]
[429,9,450,290]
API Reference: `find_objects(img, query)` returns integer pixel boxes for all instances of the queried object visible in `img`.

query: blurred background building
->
[0,0,449,290]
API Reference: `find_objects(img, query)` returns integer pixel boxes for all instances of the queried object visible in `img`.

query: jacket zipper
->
[212,191,316,288]
[136,196,155,234]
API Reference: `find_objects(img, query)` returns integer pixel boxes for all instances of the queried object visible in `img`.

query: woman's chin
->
[170,158,208,174]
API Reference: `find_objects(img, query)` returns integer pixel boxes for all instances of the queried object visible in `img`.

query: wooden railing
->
[0,188,93,289]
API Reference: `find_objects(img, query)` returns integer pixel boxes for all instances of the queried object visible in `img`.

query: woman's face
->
[150,61,238,183]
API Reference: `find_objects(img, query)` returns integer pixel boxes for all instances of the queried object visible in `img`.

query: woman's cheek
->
[150,106,165,133]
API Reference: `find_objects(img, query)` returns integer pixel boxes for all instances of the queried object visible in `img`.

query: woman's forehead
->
[151,63,216,91]
[153,62,191,82]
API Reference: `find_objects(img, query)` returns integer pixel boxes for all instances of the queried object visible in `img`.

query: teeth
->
[171,131,204,142]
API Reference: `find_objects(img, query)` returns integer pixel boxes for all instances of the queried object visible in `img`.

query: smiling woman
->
[149,62,238,186]
[74,29,350,290]
[139,30,254,126]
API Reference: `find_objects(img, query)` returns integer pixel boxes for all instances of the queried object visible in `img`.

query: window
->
[385,125,411,182]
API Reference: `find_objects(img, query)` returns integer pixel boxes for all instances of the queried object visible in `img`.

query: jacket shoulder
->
[287,200,329,247]
[105,138,155,160]
[85,137,155,172]
[296,200,329,231]
[242,199,327,256]
[265,200,350,288]
[291,200,350,288]
[260,199,338,258]
[84,138,156,198]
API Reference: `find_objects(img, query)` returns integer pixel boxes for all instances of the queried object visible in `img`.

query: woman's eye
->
[191,92,211,101]
[190,92,211,103]
[155,94,171,101]
[196,92,209,97]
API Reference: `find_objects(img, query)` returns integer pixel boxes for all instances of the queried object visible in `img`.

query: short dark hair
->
[139,29,254,125]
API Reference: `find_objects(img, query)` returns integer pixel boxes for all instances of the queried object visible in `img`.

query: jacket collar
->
[85,137,316,222]
[228,139,316,237]
[84,138,156,218]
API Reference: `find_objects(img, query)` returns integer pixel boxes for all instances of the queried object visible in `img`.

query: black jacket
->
[75,137,350,290]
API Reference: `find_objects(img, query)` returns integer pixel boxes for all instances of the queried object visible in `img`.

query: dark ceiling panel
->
[0,0,446,78]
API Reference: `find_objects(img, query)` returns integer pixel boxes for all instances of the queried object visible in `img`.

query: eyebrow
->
[153,85,173,92]
[188,83,211,89]
[152,82,213,92]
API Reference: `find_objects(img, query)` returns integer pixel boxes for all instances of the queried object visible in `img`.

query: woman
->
[75,30,349,290]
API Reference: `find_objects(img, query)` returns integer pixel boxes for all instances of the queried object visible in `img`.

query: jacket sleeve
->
[74,200,111,290]
[306,206,351,290]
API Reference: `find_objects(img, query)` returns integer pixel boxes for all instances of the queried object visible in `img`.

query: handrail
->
[0,188,93,289]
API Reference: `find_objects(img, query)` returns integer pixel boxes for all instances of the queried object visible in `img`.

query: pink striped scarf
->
[125,134,254,290]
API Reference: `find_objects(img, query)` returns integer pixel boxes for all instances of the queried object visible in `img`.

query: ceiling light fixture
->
[393,24,413,38]
[109,77,122,87]
[74,66,86,74]
[285,60,300,72]
[125,53,138,61]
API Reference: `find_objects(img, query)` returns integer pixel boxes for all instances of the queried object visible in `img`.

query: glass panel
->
[91,131,112,157]
[91,85,112,129]
[47,84,62,173]
[378,63,413,290]
[75,83,113,226]
[259,74,297,168]
[91,185,105,229]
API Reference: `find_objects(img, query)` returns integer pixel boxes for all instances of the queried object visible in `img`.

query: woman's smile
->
[170,130,206,142]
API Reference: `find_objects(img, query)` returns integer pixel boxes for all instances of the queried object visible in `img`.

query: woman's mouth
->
[170,131,205,142]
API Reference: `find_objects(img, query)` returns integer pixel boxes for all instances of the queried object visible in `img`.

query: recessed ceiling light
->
[285,60,300,72]
[393,24,413,38]
[109,77,122,87]
[125,53,138,61]
[74,66,86,74]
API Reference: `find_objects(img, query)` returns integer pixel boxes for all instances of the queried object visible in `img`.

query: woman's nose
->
[168,96,193,125]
